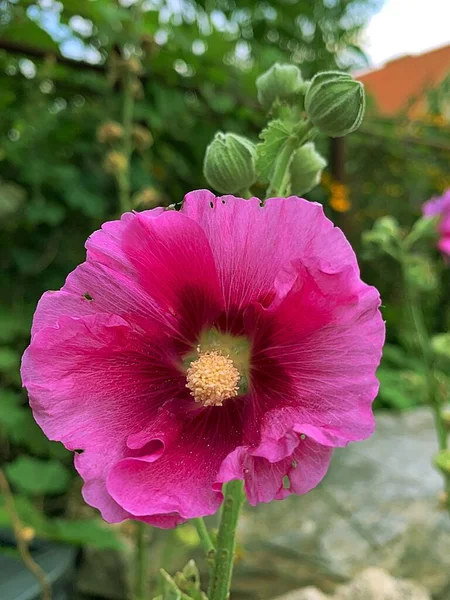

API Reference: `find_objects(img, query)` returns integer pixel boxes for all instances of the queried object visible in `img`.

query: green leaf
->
[381,344,424,371]
[14,410,63,457]
[255,119,293,184]
[0,392,61,456]
[158,570,183,600]
[5,457,70,496]
[0,497,122,550]
[155,562,207,600]
[50,519,124,550]
[26,199,66,226]
[0,389,23,432]
[0,311,32,344]
[377,366,426,410]
[0,19,59,53]
[174,560,207,600]
[0,495,50,534]
[0,347,20,372]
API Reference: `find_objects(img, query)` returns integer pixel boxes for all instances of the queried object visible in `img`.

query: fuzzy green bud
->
[203,132,256,194]
[362,216,401,259]
[289,143,327,196]
[305,71,365,137]
[256,63,303,111]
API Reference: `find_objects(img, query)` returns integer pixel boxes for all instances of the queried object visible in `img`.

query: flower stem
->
[0,469,52,600]
[400,252,450,509]
[194,517,215,555]
[266,136,297,199]
[133,521,149,600]
[117,67,135,214]
[208,480,244,600]
[266,121,315,199]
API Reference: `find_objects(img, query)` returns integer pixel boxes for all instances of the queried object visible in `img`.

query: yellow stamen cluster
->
[186,350,240,407]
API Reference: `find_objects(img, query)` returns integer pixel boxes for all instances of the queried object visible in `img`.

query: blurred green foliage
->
[0,0,449,552]
[0,0,386,549]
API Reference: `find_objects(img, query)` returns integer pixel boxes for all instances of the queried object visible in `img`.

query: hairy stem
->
[208,480,244,600]
[266,121,315,199]
[117,67,135,213]
[400,253,450,508]
[134,521,149,600]
[194,517,215,555]
[0,469,52,600]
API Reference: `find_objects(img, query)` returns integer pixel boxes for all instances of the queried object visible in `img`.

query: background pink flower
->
[423,189,450,257]
[21,191,385,527]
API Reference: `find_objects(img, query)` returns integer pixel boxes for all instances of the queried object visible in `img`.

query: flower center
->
[186,349,241,407]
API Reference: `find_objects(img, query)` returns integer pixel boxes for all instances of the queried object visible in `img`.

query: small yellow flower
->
[329,182,351,213]
[103,151,128,175]
[20,527,35,543]
[133,187,161,208]
[96,122,124,144]
[132,125,153,153]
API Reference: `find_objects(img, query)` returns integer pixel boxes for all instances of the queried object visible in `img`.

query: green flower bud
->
[362,216,401,258]
[305,71,365,137]
[289,143,327,196]
[203,132,256,194]
[256,63,303,111]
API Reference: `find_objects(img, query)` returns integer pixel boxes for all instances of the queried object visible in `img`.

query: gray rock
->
[272,568,431,600]
[234,409,450,600]
[76,546,132,600]
[76,409,450,600]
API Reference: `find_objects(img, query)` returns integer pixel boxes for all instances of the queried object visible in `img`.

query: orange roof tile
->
[358,44,450,117]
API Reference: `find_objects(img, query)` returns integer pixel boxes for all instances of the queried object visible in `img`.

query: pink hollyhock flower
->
[21,191,384,528]
[423,189,450,257]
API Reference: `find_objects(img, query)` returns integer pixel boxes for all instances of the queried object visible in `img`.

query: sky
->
[363,0,450,67]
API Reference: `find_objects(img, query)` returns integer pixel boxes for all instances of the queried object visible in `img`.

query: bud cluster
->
[203,62,366,197]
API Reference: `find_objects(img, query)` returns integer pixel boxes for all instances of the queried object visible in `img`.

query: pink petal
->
[438,235,450,256]
[21,313,186,522]
[182,192,357,317]
[216,436,333,505]
[32,209,223,345]
[423,190,450,217]
[107,404,244,520]
[245,261,384,457]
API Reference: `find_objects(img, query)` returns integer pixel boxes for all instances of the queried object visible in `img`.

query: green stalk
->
[194,517,215,555]
[400,252,450,508]
[208,480,244,600]
[266,136,297,198]
[117,67,135,213]
[266,121,315,199]
[134,521,149,600]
